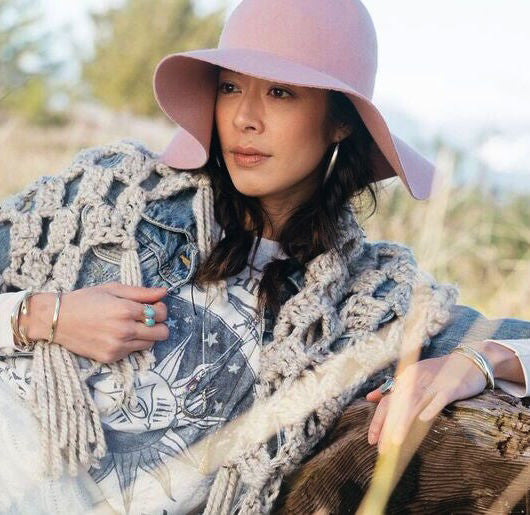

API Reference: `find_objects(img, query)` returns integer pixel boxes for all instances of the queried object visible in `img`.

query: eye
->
[269,86,292,99]
[217,81,293,99]
[218,81,236,94]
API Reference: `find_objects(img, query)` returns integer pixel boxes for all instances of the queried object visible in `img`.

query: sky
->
[219,0,530,133]
[202,0,530,179]
[39,0,530,177]
[41,0,530,130]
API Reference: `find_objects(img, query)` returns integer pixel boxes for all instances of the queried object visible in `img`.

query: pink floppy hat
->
[153,0,436,200]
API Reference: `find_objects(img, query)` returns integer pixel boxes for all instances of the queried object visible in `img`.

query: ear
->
[332,122,353,143]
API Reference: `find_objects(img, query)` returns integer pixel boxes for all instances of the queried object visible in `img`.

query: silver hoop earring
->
[215,154,223,168]
[323,142,340,184]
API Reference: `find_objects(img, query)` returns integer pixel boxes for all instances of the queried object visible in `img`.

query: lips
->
[232,152,270,167]
[231,146,270,156]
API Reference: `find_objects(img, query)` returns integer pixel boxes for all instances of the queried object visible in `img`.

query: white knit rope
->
[192,174,229,302]
[0,140,210,480]
[203,213,459,513]
[0,139,459,513]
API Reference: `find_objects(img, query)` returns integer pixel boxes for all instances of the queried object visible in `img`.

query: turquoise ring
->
[143,304,155,318]
[143,304,155,327]
[379,375,395,396]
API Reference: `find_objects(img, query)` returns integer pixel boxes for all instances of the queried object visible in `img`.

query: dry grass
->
[0,103,175,198]
[359,149,529,319]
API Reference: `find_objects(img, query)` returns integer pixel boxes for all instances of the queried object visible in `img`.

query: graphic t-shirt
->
[83,235,287,514]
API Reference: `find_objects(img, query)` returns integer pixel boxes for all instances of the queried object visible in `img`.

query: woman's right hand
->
[24,282,170,363]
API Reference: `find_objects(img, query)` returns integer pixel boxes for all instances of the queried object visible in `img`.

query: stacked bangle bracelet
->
[11,291,37,351]
[450,344,495,390]
[10,290,63,352]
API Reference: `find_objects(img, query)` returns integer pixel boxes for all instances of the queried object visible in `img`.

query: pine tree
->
[82,0,226,116]
[0,0,63,123]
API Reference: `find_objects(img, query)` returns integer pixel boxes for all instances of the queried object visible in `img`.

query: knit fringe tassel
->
[203,465,240,515]
[26,247,156,480]
[0,142,224,485]
[192,175,228,302]
[23,162,224,482]
[27,342,107,479]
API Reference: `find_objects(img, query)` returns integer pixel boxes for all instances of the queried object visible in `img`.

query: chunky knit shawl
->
[0,140,459,513]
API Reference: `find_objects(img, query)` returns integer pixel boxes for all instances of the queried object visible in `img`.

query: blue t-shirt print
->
[86,236,286,514]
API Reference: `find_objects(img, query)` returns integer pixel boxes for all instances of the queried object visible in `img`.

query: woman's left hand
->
[365,351,489,452]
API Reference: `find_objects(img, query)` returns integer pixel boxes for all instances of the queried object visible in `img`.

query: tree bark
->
[273,391,530,514]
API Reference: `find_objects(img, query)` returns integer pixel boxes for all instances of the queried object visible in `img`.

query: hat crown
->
[218,0,378,99]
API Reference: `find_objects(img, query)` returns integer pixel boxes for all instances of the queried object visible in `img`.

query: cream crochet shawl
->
[0,140,459,513]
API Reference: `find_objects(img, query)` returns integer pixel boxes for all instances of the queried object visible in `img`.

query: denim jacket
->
[51,149,530,422]
[72,151,530,345]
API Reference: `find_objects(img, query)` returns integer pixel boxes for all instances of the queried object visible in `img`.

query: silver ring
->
[379,375,395,395]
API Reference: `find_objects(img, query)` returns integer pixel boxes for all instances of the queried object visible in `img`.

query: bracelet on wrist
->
[47,291,62,344]
[10,290,63,351]
[10,290,39,351]
[450,344,495,390]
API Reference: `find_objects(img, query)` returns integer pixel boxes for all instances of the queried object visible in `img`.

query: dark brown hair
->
[192,90,379,319]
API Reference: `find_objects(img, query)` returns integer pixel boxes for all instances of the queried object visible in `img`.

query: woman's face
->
[214,68,349,213]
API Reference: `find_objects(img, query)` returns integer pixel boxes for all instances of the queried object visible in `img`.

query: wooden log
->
[272,391,530,514]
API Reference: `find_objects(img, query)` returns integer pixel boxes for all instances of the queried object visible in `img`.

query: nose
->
[232,88,265,133]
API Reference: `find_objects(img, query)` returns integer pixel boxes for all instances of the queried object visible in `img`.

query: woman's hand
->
[25,282,169,363]
[364,350,490,452]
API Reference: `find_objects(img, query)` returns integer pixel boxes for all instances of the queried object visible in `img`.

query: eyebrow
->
[219,69,242,76]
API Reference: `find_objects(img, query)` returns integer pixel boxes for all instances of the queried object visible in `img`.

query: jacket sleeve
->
[424,304,530,398]
[0,213,12,294]
[0,220,32,354]
[483,338,530,398]
[0,291,30,355]
[0,141,143,356]
[0,173,62,355]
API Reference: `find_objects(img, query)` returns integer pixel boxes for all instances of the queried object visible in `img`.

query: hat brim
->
[153,47,436,200]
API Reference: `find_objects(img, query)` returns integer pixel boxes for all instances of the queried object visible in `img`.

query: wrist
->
[18,292,56,342]
[465,340,522,382]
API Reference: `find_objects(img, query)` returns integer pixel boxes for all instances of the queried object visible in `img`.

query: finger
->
[105,282,167,301]
[126,339,157,353]
[132,320,170,342]
[366,388,384,402]
[122,299,168,323]
[419,391,450,422]
[367,396,390,445]
[381,387,436,450]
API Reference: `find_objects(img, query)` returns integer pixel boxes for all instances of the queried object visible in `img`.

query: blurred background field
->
[1,0,528,319]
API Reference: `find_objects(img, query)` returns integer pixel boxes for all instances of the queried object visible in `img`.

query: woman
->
[0,0,528,513]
